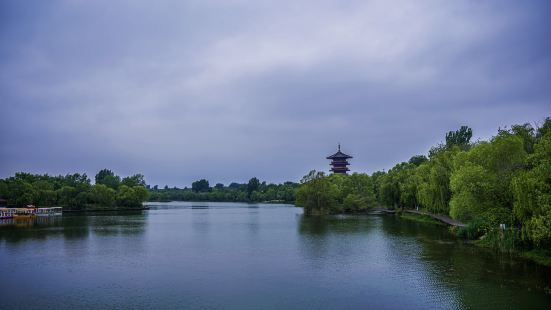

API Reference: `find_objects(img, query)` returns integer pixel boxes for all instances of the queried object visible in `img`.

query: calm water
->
[1,202,550,309]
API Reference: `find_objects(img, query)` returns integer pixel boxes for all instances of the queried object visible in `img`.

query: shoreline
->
[397,211,551,268]
[62,207,150,213]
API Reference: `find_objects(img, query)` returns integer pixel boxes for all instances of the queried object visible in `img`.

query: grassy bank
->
[521,250,551,268]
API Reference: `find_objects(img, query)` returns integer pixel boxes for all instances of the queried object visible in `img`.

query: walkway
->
[405,209,466,227]
[370,208,396,214]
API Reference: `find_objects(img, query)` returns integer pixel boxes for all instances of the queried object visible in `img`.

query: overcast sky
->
[1,0,550,187]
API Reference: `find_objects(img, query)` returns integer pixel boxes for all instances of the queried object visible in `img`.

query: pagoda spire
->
[326,144,352,174]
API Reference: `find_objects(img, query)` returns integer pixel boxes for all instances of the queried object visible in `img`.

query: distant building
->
[326,144,352,174]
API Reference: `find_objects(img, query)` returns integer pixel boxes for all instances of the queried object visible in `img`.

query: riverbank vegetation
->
[148,177,298,203]
[0,169,149,210]
[296,117,551,260]
[397,212,443,226]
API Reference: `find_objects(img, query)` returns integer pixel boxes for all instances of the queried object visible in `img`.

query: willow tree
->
[512,129,551,246]
[450,134,527,223]
[295,171,335,215]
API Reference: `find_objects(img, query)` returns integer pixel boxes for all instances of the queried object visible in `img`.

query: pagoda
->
[326,144,352,174]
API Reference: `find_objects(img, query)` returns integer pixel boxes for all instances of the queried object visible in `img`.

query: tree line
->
[0,169,149,210]
[296,117,551,250]
[148,177,298,203]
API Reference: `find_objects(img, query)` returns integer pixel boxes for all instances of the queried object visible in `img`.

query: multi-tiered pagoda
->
[326,144,352,174]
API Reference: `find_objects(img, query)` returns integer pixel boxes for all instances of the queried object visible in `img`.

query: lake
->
[1,202,550,309]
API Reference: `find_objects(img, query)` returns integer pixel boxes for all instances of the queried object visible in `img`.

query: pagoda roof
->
[326,144,352,159]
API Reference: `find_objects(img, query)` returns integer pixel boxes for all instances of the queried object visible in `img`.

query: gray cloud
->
[1,0,550,186]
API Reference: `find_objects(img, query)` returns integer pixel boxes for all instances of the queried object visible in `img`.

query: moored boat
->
[13,206,37,218]
[0,208,15,219]
[36,207,63,216]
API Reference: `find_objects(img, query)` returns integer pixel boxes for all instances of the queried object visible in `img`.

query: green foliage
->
[296,171,335,215]
[450,134,526,224]
[149,178,298,203]
[475,229,520,253]
[445,125,472,149]
[89,184,116,207]
[416,149,457,214]
[0,170,148,210]
[247,177,260,197]
[192,179,210,193]
[408,155,428,166]
[521,249,551,267]
[95,169,121,190]
[456,217,490,240]
[511,129,551,247]
[121,174,146,187]
[116,185,149,208]
[296,171,376,215]
[449,162,496,222]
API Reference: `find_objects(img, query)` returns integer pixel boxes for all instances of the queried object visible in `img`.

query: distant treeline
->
[148,178,298,203]
[0,169,149,210]
[297,117,551,251]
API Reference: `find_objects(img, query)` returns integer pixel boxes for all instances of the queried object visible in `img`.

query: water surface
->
[1,202,550,309]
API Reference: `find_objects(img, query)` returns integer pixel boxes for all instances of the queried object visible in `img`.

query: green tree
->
[57,186,78,209]
[409,155,428,166]
[191,179,210,193]
[450,134,527,224]
[247,177,260,197]
[95,169,120,190]
[446,126,472,149]
[89,184,116,207]
[511,130,551,246]
[295,171,335,215]
[416,148,458,215]
[116,185,147,208]
[121,174,146,187]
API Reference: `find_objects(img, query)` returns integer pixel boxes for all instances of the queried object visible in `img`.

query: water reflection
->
[0,211,147,244]
[298,214,375,235]
[378,215,551,309]
[297,214,376,266]
[297,214,551,309]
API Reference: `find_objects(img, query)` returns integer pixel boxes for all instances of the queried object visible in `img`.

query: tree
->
[446,126,472,149]
[192,179,210,193]
[511,130,551,246]
[116,185,147,208]
[449,163,496,222]
[416,149,458,215]
[121,174,146,187]
[95,169,121,190]
[450,134,527,224]
[33,180,56,207]
[409,155,428,166]
[296,171,335,215]
[509,123,536,154]
[247,177,260,197]
[89,184,116,207]
[57,186,78,209]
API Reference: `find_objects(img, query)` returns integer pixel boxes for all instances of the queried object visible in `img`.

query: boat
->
[13,206,37,219]
[0,208,15,219]
[36,207,63,216]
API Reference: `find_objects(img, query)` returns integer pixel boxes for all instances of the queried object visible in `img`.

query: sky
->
[1,0,550,187]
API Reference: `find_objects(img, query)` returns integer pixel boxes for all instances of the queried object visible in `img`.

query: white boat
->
[0,208,15,219]
[36,207,63,216]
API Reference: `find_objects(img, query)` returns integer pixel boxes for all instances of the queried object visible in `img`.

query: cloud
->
[1,0,550,186]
